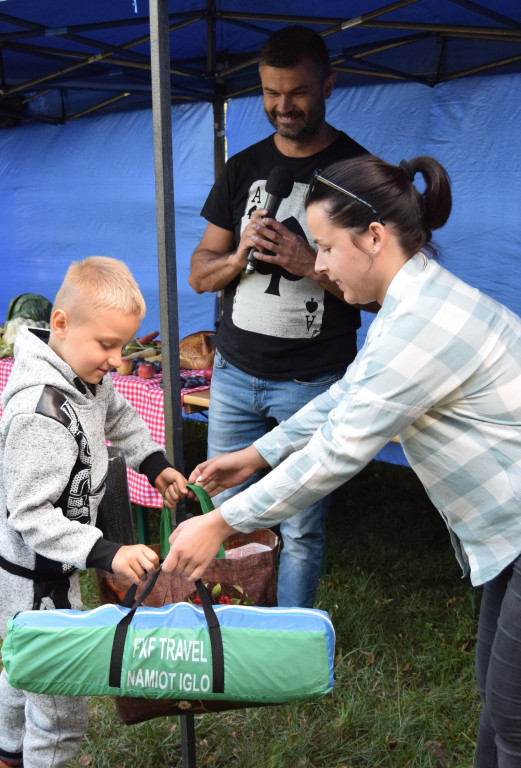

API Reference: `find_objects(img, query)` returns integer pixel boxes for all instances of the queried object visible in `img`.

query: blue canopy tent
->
[1,0,521,461]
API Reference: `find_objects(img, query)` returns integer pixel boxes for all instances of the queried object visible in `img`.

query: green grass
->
[68,436,481,768]
[1,418,481,767]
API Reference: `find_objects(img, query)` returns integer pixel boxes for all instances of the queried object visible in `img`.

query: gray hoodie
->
[0,326,169,635]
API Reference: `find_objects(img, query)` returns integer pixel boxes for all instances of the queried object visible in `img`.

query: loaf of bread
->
[179,330,216,369]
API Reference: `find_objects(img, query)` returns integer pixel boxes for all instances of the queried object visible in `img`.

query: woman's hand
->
[189,446,269,496]
[161,508,236,581]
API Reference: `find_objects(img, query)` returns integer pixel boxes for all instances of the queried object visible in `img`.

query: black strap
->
[194,578,225,694]
[0,553,76,582]
[108,567,162,688]
[108,571,225,694]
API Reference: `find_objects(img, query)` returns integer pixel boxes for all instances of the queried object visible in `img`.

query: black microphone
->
[245,165,294,274]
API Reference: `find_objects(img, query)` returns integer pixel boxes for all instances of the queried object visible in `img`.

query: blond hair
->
[53,256,146,322]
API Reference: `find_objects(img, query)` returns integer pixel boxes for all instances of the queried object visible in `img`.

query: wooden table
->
[183,387,210,414]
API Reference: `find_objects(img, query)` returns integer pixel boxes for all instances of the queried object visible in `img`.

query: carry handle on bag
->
[154,484,226,694]
[97,473,279,613]
[109,569,225,694]
[160,483,226,560]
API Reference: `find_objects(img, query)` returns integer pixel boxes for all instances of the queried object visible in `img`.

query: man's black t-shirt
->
[201,132,367,380]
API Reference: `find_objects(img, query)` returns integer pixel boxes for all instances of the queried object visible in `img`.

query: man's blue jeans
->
[207,351,344,608]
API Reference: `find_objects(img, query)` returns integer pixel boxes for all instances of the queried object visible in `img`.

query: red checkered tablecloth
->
[110,371,166,508]
[0,357,13,403]
[0,358,209,509]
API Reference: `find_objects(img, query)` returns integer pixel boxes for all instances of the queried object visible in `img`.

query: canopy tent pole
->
[149,2,195,766]
[149,0,185,502]
[207,0,226,323]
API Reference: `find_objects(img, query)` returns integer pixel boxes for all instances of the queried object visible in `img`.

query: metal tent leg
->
[180,712,197,767]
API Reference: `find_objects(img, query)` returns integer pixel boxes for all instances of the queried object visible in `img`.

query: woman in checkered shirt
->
[166,153,521,768]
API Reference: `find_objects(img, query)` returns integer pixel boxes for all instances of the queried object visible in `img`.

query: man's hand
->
[162,509,236,581]
[250,217,347,300]
[111,544,160,585]
[235,207,270,262]
[250,217,317,278]
[188,446,269,497]
[189,211,268,294]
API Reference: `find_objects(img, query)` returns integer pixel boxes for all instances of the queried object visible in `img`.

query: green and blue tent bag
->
[2,577,335,704]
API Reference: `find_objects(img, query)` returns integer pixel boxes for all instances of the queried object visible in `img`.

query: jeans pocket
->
[293,370,344,388]
[213,349,227,370]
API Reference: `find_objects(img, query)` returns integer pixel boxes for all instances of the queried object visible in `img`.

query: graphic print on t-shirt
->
[232,179,324,339]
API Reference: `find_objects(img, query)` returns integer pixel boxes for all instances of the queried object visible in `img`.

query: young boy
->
[0,256,188,768]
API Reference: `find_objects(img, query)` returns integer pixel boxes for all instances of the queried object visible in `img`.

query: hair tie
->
[399,159,415,182]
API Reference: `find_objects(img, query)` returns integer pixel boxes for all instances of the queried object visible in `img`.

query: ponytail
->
[403,156,452,235]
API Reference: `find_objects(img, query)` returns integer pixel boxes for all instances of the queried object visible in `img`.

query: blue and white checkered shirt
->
[220,253,521,586]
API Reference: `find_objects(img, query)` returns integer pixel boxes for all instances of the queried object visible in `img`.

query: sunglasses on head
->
[308,170,385,225]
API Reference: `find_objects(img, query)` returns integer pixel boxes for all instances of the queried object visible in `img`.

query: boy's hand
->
[154,467,191,508]
[188,446,268,497]
[162,508,236,581]
[111,544,159,585]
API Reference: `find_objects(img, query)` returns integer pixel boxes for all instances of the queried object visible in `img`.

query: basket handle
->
[159,483,225,559]
[186,482,226,559]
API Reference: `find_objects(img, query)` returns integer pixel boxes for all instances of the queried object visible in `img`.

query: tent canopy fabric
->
[1,1,521,124]
[1,0,521,337]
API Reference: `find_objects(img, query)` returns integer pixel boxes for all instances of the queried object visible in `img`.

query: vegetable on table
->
[1,292,53,359]
[121,346,158,361]
[5,293,52,324]
[0,317,49,359]
[137,331,160,345]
